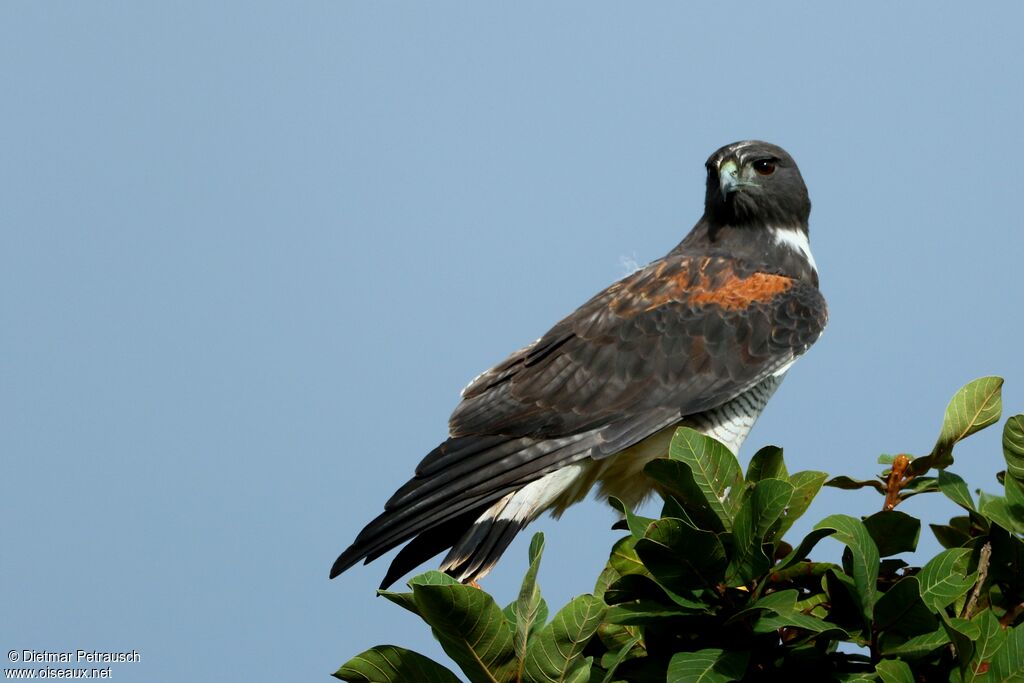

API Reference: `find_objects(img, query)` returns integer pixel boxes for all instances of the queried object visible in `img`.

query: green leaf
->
[943,615,981,676]
[725,478,794,584]
[863,510,920,557]
[1007,475,1024,510]
[823,570,868,633]
[410,578,517,683]
[597,634,642,683]
[645,459,727,533]
[751,612,848,638]
[334,645,462,683]
[879,625,951,658]
[1004,414,1024,481]
[593,566,617,602]
[989,622,1024,682]
[986,526,1024,585]
[513,533,548,673]
[917,548,976,612]
[605,600,701,625]
[733,588,800,617]
[602,571,709,614]
[377,590,420,616]
[931,522,973,549]
[823,475,885,493]
[737,590,850,639]
[939,470,977,511]
[746,445,787,483]
[608,497,655,539]
[768,560,838,584]
[635,518,728,592]
[813,515,880,624]
[778,471,827,537]
[377,571,461,616]
[777,528,835,570]
[607,536,649,579]
[407,570,462,587]
[926,376,1004,471]
[875,659,915,683]
[601,572,665,606]
[668,427,744,530]
[666,648,748,683]
[900,475,939,499]
[966,610,1006,683]
[523,594,606,683]
[873,577,939,636]
[979,492,1024,534]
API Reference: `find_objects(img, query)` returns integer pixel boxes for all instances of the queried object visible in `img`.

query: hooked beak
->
[718,159,741,200]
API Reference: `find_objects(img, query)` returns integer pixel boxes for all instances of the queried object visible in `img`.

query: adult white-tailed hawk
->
[331,140,828,588]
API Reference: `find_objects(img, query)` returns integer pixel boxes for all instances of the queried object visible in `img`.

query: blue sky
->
[2,3,1022,680]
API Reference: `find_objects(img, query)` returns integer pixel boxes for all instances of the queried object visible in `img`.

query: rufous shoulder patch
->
[690,272,793,311]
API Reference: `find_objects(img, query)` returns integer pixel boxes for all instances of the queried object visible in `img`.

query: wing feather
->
[332,254,827,582]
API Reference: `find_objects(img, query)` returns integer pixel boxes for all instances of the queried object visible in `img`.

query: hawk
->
[331,140,827,588]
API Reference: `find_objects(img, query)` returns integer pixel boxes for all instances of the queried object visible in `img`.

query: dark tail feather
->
[330,436,522,580]
[330,431,596,583]
[439,516,527,583]
[375,504,489,589]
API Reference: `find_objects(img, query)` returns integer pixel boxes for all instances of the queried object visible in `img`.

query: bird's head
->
[704,140,810,228]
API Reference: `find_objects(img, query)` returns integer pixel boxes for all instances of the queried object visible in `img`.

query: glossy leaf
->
[607,536,649,579]
[666,648,748,683]
[334,645,462,683]
[925,376,1004,471]
[930,522,973,549]
[645,459,727,533]
[726,478,794,584]
[917,548,976,612]
[608,497,655,540]
[746,445,787,483]
[513,533,548,672]
[824,475,885,493]
[635,518,727,592]
[965,610,1006,683]
[1007,475,1024,510]
[740,590,849,638]
[377,589,420,616]
[875,659,915,683]
[668,427,744,530]
[814,515,880,623]
[938,470,976,511]
[979,493,1024,534]
[377,571,461,617]
[989,622,1024,682]
[597,633,642,683]
[777,528,835,570]
[863,510,920,557]
[410,578,517,683]
[777,470,828,537]
[879,625,951,658]
[523,595,606,683]
[1004,414,1024,481]
[873,577,938,636]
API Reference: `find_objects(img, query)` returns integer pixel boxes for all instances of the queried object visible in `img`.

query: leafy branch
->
[335,377,1024,682]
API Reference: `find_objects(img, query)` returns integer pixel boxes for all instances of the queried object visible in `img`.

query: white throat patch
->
[772,227,818,274]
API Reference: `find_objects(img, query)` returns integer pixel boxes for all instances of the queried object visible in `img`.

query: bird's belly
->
[593,425,677,509]
[546,374,786,518]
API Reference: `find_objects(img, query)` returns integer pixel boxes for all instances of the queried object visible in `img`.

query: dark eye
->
[753,159,776,176]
